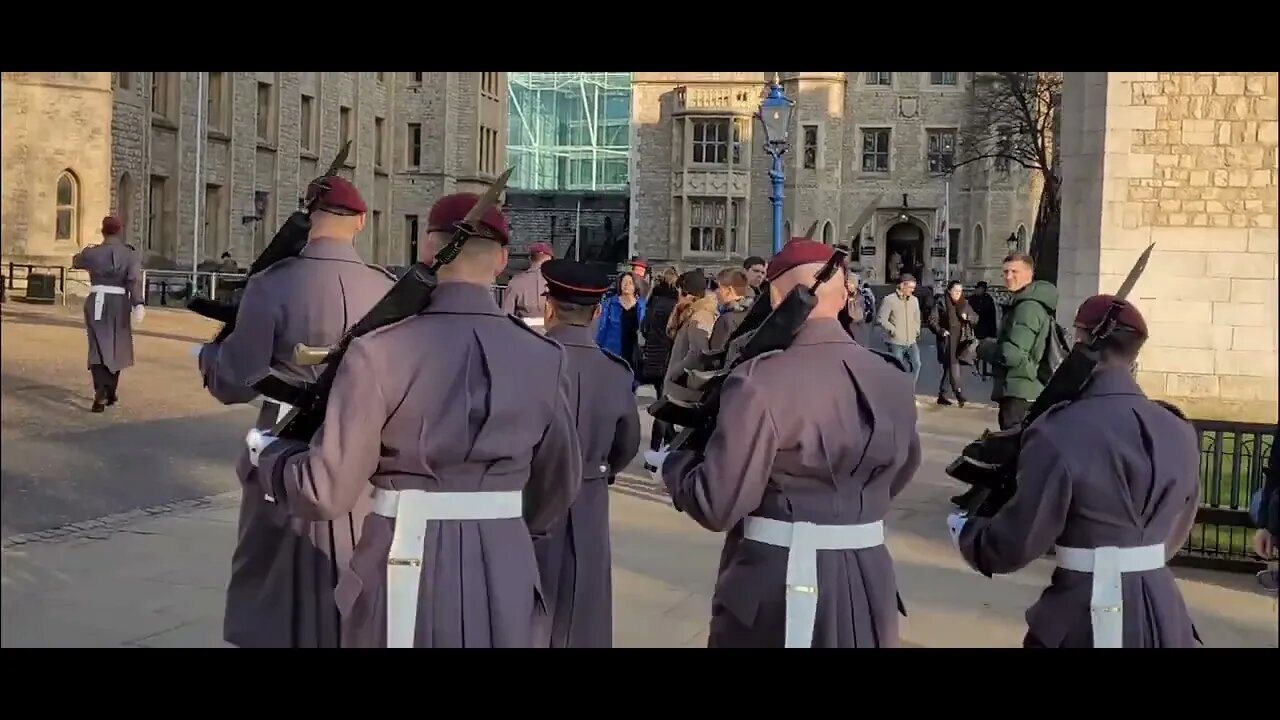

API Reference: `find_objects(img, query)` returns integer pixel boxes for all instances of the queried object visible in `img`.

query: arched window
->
[55,170,80,243]
[972,223,985,264]
[1016,224,1028,252]
[783,220,792,240]
[822,220,834,245]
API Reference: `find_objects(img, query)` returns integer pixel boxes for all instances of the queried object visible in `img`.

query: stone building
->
[1,72,115,268]
[2,72,507,273]
[630,72,1041,284]
[1059,71,1278,423]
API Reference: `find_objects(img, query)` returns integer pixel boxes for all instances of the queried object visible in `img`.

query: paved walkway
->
[4,442,1275,648]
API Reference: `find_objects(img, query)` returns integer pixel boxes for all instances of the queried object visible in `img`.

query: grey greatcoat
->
[71,240,145,372]
[535,323,642,648]
[662,319,921,647]
[958,368,1202,648]
[256,281,584,648]
[502,266,547,320]
[197,238,394,648]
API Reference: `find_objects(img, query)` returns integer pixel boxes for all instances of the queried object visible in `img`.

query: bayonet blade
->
[801,220,820,240]
[1114,242,1155,301]
[461,168,514,228]
[325,141,352,177]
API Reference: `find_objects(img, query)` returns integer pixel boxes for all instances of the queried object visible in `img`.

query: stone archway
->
[885,221,925,282]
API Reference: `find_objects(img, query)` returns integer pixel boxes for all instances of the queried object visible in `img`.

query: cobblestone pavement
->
[2,300,1275,648]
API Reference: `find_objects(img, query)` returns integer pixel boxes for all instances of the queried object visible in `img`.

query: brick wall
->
[1060,71,1278,422]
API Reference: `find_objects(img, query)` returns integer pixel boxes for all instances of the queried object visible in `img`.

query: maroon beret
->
[765,239,841,282]
[1074,294,1148,338]
[101,216,122,236]
[528,241,554,257]
[314,176,367,215]
[427,193,510,246]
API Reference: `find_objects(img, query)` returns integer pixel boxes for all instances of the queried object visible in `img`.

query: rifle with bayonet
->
[649,245,848,456]
[266,168,514,442]
[945,242,1157,517]
[187,141,352,343]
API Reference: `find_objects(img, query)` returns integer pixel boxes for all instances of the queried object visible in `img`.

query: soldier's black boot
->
[957,393,967,409]
[91,391,106,413]
[936,395,953,406]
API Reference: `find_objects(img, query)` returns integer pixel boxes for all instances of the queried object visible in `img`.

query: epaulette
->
[367,263,397,281]
[506,314,561,347]
[1152,399,1190,422]
[866,347,909,373]
[598,347,633,374]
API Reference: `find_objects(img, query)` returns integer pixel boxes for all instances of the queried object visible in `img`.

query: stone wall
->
[1,73,114,266]
[629,72,1040,282]
[1059,71,1278,422]
[97,72,504,271]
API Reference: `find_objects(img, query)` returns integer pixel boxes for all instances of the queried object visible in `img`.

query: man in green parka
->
[951,250,1058,509]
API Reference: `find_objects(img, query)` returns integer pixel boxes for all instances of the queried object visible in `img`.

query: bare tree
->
[944,72,1063,283]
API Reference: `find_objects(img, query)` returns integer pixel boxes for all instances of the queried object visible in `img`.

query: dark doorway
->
[885,222,924,282]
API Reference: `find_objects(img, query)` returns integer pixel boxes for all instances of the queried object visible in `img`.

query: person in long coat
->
[659,240,920,648]
[253,193,584,648]
[535,259,642,647]
[927,280,975,407]
[501,241,552,328]
[71,216,146,412]
[197,177,395,648]
[950,295,1202,648]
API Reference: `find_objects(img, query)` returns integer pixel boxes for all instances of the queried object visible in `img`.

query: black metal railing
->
[1174,419,1275,572]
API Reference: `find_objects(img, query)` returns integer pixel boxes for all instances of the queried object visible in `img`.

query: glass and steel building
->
[506,72,631,192]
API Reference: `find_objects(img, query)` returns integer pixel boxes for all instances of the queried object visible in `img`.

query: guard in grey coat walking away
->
[534,259,642,648]
[660,240,921,648]
[71,216,145,412]
[197,177,395,648]
[254,192,583,648]
[502,241,552,329]
[950,295,1202,648]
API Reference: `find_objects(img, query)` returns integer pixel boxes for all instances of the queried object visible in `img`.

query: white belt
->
[89,284,126,321]
[1054,543,1166,648]
[522,317,545,328]
[743,516,886,648]
[372,488,524,648]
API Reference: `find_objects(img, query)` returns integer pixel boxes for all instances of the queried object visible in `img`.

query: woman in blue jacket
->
[595,272,645,380]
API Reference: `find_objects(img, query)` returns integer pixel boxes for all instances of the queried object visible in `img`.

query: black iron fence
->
[1173,420,1275,572]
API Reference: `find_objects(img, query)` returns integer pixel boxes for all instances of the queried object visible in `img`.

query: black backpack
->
[1036,308,1072,385]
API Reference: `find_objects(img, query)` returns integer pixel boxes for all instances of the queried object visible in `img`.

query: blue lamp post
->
[756,77,796,255]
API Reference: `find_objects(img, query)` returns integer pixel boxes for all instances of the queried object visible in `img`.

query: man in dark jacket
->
[1253,443,1278,588]
[967,281,998,378]
[709,267,752,352]
[979,252,1058,430]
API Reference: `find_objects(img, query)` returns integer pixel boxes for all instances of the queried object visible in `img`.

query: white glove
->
[131,304,146,324]
[245,429,279,469]
[946,512,968,550]
[643,448,671,482]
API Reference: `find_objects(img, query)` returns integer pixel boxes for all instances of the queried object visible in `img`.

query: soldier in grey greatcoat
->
[196,177,395,648]
[534,259,642,648]
[71,216,146,412]
[253,192,584,648]
[658,239,921,648]
[951,295,1202,648]
[501,240,552,329]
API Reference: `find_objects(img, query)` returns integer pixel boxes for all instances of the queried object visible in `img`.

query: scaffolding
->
[507,72,632,192]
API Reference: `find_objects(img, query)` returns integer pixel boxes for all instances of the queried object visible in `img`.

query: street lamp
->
[756,76,795,255]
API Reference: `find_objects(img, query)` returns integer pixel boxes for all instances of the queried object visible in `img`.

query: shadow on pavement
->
[1,399,249,535]
[1,309,211,346]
